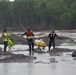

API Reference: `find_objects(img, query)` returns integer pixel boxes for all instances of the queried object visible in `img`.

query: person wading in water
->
[22,28,34,55]
[48,30,62,51]
[2,29,8,52]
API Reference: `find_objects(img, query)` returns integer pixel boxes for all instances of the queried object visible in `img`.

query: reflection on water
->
[0,62,76,75]
[0,50,76,75]
[0,53,76,75]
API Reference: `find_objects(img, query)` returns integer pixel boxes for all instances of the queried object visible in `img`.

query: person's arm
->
[22,32,27,36]
[56,34,63,39]
[32,32,34,36]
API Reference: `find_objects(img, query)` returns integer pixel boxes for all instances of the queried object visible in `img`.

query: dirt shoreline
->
[0,47,74,63]
[0,32,75,63]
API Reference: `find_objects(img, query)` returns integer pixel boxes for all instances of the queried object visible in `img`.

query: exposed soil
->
[0,31,74,63]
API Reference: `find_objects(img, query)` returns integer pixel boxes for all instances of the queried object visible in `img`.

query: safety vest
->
[2,32,8,41]
[26,31,33,39]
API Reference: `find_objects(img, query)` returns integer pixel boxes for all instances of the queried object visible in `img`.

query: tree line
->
[0,0,76,31]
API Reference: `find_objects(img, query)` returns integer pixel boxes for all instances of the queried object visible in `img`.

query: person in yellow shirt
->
[2,29,8,52]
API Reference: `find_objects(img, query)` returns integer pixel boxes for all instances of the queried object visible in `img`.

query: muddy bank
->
[49,48,74,56]
[0,32,72,45]
[0,47,37,63]
[0,54,37,63]
[0,32,74,63]
[0,50,37,63]
[11,33,72,46]
[0,47,74,63]
[34,47,74,55]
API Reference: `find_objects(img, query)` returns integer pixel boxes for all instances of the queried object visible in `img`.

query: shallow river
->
[0,31,76,75]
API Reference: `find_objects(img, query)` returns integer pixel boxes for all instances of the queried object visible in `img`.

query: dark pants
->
[27,38,34,54]
[48,39,55,50]
[4,41,8,52]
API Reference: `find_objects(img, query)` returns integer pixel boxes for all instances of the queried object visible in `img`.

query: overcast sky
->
[9,0,14,1]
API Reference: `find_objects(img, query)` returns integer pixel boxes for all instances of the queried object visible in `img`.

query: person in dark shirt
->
[22,28,34,55]
[48,30,59,51]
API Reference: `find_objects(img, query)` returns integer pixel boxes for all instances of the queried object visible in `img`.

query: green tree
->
[70,1,76,28]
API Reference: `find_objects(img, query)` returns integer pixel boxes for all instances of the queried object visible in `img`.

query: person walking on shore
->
[48,30,61,51]
[22,28,34,55]
[2,29,8,52]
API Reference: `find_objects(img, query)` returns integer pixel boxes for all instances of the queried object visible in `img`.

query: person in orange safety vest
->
[22,28,34,55]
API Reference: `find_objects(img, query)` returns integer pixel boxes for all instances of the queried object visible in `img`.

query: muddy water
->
[0,31,76,75]
[0,44,76,75]
[0,62,76,75]
[0,53,76,75]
